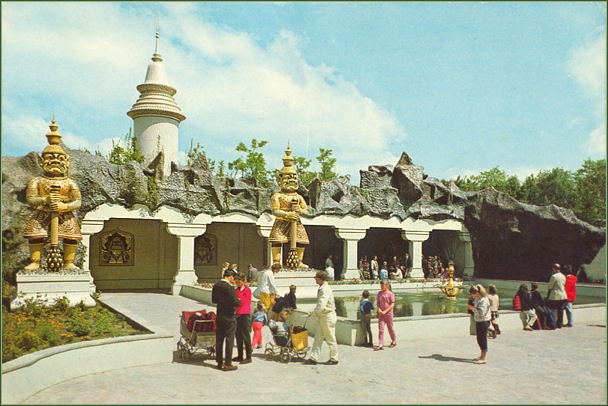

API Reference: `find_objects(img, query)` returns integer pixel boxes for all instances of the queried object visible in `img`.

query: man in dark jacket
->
[212,268,241,371]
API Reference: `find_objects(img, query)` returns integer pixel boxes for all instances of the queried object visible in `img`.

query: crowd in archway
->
[355,254,412,280]
[348,253,455,280]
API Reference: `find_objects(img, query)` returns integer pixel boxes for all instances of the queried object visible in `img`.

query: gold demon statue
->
[23,120,82,271]
[269,146,309,268]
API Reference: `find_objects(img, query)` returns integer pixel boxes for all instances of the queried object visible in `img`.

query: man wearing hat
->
[212,268,241,371]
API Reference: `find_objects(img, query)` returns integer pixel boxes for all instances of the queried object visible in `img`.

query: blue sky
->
[2,2,606,184]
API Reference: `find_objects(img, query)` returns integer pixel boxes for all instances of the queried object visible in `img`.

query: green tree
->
[573,159,606,227]
[458,166,521,198]
[107,128,145,165]
[524,168,576,208]
[519,174,542,204]
[317,148,337,181]
[228,139,271,186]
[217,160,226,177]
[186,139,216,172]
[294,156,315,186]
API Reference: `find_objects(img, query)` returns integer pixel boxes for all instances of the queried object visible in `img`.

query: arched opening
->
[305,226,342,270]
[422,230,464,277]
[358,227,408,266]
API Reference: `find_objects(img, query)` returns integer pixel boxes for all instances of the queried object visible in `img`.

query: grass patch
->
[2,295,149,363]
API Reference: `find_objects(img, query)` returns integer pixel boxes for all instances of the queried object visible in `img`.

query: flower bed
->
[2,295,148,363]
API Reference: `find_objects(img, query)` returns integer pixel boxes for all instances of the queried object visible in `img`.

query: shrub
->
[2,296,147,363]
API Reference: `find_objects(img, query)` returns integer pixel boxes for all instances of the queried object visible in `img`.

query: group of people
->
[212,259,582,370]
[352,253,455,281]
[212,262,342,370]
[263,268,340,366]
[423,255,452,279]
[211,262,289,371]
[467,262,579,365]
[220,262,260,284]
[355,254,413,281]
[516,263,578,331]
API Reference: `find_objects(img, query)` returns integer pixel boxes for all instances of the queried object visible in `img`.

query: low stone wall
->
[181,284,213,302]
[287,303,606,346]
[180,283,606,347]
[1,332,173,404]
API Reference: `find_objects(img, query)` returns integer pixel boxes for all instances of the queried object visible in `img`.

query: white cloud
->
[0,113,107,156]
[568,35,607,157]
[587,123,607,157]
[569,36,606,101]
[2,2,406,182]
[1,115,50,154]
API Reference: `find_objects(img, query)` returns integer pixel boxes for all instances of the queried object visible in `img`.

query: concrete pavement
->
[20,292,607,405]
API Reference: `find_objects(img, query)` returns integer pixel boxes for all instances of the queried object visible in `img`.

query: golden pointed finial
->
[280,144,296,175]
[46,117,61,145]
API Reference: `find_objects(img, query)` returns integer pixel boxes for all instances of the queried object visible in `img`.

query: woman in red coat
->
[563,265,577,327]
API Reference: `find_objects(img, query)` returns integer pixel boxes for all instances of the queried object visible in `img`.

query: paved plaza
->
[20,292,607,405]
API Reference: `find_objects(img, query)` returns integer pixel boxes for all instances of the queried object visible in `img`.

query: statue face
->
[279,173,299,192]
[42,152,69,175]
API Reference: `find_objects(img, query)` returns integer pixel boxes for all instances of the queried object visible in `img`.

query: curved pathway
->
[21,293,607,404]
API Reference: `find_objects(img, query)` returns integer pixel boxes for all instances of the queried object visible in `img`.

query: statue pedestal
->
[273,269,319,299]
[11,270,96,310]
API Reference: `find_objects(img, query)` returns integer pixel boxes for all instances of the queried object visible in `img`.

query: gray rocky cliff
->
[2,149,605,281]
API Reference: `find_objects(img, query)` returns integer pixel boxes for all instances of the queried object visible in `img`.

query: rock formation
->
[2,150,605,282]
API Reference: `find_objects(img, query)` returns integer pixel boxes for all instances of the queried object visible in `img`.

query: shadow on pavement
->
[418,353,474,363]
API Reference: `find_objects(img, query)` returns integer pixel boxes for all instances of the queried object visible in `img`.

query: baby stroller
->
[264,319,310,363]
[177,309,216,360]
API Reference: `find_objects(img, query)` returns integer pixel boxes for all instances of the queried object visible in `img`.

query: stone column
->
[167,223,207,295]
[402,230,430,278]
[80,219,105,293]
[459,231,474,277]
[256,225,273,268]
[335,228,367,280]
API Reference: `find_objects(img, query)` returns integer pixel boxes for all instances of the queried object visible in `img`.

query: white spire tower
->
[127,19,186,177]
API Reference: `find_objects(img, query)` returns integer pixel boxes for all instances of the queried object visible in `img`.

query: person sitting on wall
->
[271,285,298,320]
[379,261,389,280]
[530,282,548,330]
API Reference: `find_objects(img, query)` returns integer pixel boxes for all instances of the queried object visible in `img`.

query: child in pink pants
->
[251,302,268,349]
[375,280,396,350]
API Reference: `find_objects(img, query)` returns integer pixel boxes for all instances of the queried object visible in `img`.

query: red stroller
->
[177,309,217,360]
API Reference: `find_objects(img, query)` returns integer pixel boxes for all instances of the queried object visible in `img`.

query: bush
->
[2,296,147,363]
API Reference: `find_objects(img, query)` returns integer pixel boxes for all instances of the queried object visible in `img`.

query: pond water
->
[297,286,603,319]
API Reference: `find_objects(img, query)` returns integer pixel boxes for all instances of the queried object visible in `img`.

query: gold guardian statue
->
[23,119,82,271]
[269,146,309,268]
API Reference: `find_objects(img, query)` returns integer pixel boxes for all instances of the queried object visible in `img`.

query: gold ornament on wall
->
[194,234,217,265]
[100,229,134,266]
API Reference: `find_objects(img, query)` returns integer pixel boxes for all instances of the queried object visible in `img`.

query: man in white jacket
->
[547,263,567,328]
[306,270,339,365]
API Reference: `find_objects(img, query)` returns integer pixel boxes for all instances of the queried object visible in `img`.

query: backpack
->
[512,293,522,311]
